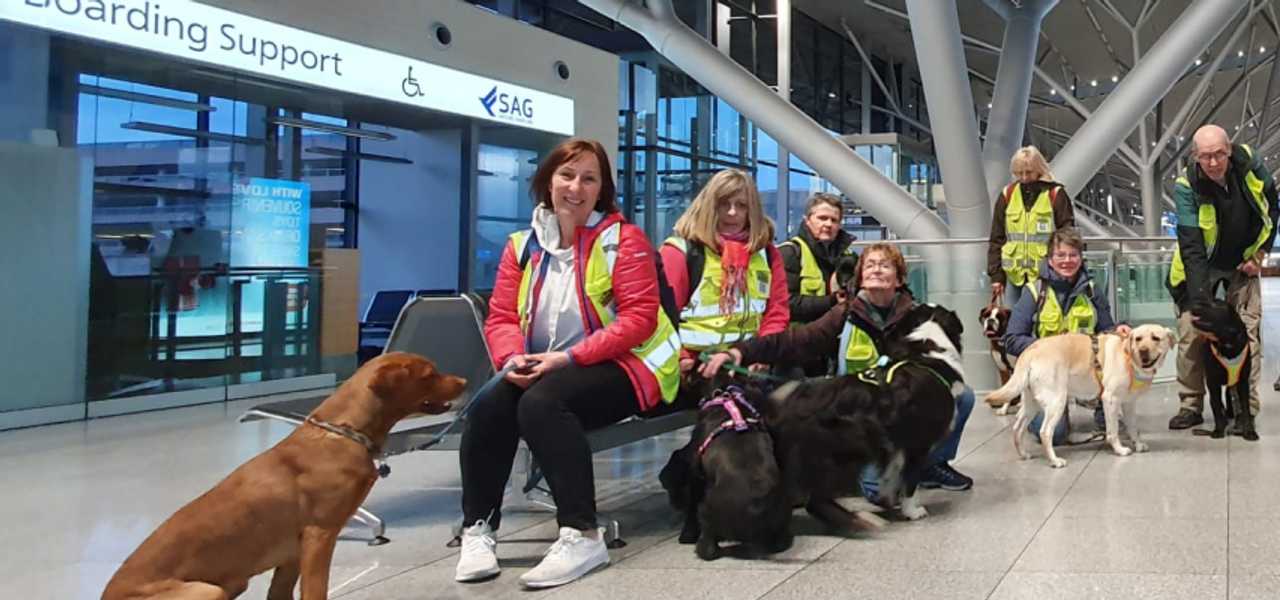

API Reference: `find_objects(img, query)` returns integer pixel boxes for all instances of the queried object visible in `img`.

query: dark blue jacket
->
[1003,260,1118,357]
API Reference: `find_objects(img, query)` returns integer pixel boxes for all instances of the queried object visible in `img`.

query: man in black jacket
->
[1166,125,1279,431]
[778,193,858,376]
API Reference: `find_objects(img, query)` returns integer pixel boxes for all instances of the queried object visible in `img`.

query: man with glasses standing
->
[1166,125,1279,431]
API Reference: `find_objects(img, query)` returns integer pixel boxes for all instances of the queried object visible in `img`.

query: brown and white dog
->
[979,303,1015,388]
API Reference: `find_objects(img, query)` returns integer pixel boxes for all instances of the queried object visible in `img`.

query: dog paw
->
[1114,446,1133,457]
[1048,457,1068,469]
[900,504,928,521]
[1211,429,1226,439]
[1133,441,1150,453]
[995,406,1009,416]
[1018,450,1032,461]
[1243,431,1260,442]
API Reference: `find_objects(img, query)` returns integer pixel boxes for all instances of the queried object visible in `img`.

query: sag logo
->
[479,85,534,120]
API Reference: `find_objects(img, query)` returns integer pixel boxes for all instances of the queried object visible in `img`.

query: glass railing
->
[844,236,1180,382]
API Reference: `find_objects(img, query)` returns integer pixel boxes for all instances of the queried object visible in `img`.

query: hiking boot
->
[1168,408,1204,430]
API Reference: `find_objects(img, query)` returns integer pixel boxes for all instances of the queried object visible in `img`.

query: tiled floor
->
[3,283,1279,599]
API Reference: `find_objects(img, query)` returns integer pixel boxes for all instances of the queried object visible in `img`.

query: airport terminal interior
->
[4,0,1280,598]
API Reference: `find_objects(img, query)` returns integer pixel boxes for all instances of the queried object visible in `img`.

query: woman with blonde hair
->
[987,145,1076,305]
[660,168,790,375]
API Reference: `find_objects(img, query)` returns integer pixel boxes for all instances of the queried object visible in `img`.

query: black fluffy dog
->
[768,303,967,523]
[659,375,791,560]
[1189,298,1259,441]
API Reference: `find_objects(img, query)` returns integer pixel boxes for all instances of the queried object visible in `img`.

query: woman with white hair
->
[987,146,1077,305]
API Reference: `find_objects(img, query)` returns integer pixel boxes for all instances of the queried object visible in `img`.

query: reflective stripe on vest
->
[1001,184,1056,287]
[1030,283,1098,338]
[787,236,827,297]
[1169,145,1275,288]
[673,238,773,352]
[510,225,682,403]
[836,321,880,375]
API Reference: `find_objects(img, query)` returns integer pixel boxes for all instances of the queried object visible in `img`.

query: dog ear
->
[1164,327,1177,351]
[369,356,432,399]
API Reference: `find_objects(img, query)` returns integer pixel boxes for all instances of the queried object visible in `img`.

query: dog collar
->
[304,416,379,455]
[1209,344,1249,387]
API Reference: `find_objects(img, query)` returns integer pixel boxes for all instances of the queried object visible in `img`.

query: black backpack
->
[518,230,682,330]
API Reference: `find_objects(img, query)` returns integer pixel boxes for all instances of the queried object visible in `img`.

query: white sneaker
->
[455,520,500,582]
[518,527,610,589]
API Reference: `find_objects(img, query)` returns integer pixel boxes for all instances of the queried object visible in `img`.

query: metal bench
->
[240,294,693,547]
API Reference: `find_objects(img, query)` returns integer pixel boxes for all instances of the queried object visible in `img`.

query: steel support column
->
[1140,162,1160,236]
[905,0,995,388]
[777,0,791,234]
[981,0,1057,204]
[1052,0,1247,198]
[578,0,950,244]
[905,0,991,240]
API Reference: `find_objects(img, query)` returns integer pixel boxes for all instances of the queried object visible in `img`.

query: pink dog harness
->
[696,385,764,456]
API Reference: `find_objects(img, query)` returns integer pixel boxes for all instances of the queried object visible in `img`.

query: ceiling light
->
[79,84,216,112]
[987,103,993,108]
[1196,59,1203,66]
[1050,89,1057,95]
[1239,50,1245,57]
[1090,79,1098,86]
[1262,46,1268,53]
[268,116,395,141]
[120,121,263,145]
[1111,75,1118,83]
[1070,84,1076,90]
[305,146,414,164]
[828,92,837,99]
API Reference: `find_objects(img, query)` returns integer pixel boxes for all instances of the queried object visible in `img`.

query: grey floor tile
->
[1230,571,1280,600]
[760,566,1004,600]
[1013,516,1227,575]
[988,572,1226,600]
[1055,471,1227,518]
[818,517,1045,572]
[1228,519,1280,575]
[539,566,794,600]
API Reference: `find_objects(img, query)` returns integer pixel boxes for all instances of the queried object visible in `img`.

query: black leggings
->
[459,361,638,531]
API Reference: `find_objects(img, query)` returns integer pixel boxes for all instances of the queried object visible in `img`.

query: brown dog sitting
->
[101,352,465,600]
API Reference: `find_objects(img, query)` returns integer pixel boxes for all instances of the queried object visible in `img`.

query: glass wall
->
[0,23,475,425]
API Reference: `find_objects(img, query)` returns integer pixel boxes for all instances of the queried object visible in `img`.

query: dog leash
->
[412,362,521,451]
[697,350,790,383]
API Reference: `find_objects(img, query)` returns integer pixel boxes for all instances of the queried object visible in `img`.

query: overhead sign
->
[3,0,575,135]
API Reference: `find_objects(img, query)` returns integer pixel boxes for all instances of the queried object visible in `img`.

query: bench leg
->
[350,506,389,546]
[602,516,626,549]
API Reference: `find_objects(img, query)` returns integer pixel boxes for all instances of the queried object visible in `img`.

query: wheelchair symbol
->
[402,66,424,98]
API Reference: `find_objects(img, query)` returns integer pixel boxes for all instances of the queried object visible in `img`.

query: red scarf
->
[717,232,751,315]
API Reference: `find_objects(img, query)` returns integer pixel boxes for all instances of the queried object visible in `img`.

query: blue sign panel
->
[231,178,310,267]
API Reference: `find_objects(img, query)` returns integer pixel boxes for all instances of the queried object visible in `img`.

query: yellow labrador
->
[984,324,1176,468]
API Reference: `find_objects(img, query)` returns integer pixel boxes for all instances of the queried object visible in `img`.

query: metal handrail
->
[845,235,1174,247]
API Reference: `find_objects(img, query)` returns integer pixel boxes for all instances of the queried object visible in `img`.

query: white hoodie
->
[527,205,604,354]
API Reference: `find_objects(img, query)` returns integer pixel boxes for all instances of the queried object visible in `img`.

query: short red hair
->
[854,242,908,290]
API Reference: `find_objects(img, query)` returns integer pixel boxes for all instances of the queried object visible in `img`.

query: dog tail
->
[984,358,1029,406]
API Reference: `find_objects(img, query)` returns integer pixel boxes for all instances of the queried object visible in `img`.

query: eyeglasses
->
[1196,150,1230,164]
[1051,251,1081,261]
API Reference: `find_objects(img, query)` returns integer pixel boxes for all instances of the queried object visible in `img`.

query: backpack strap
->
[517,230,542,270]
